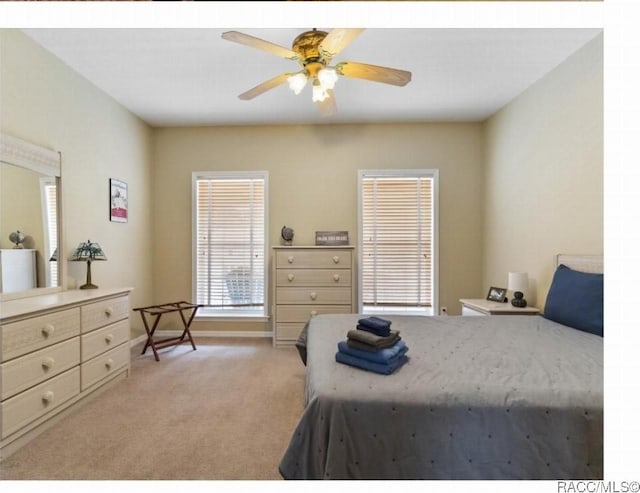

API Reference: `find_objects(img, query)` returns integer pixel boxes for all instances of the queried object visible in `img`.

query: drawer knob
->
[42,390,54,404]
[41,357,55,370]
[105,358,114,370]
[287,256,294,264]
[41,324,55,337]
[333,274,340,282]
[310,292,317,301]
[333,256,340,264]
[310,310,317,317]
[105,334,114,344]
[287,273,295,282]
[105,307,114,317]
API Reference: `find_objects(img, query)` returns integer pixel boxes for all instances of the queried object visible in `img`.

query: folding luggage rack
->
[133,301,202,361]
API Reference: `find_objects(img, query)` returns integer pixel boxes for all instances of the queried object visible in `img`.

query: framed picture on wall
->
[486,286,507,303]
[110,178,128,223]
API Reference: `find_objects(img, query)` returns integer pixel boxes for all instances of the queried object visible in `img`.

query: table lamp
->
[508,272,528,308]
[70,240,107,289]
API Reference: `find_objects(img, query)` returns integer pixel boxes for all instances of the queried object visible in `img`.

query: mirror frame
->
[0,132,64,301]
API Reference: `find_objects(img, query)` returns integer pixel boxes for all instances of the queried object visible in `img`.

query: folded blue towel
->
[335,351,409,375]
[338,339,408,364]
[356,317,392,337]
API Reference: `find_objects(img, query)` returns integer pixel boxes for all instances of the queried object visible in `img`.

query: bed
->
[279,255,603,480]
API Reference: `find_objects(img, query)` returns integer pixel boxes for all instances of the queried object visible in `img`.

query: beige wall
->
[1,164,43,250]
[482,33,603,309]
[0,30,155,338]
[1,27,602,337]
[153,122,485,330]
[0,164,46,285]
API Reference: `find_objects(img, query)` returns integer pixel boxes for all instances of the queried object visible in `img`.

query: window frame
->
[191,170,269,320]
[357,169,439,316]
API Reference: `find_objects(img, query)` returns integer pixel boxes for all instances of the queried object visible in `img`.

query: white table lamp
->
[508,272,529,308]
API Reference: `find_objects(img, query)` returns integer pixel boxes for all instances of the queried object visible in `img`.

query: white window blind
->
[41,178,58,287]
[359,171,437,313]
[193,172,267,316]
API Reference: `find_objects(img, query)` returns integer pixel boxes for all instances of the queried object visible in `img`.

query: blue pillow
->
[543,264,603,336]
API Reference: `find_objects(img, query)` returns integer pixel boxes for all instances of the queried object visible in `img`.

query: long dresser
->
[272,246,355,347]
[0,287,132,460]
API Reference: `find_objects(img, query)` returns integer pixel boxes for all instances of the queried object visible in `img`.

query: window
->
[192,171,268,317]
[358,169,438,315]
[40,177,58,287]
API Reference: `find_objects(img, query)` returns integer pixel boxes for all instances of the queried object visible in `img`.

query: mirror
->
[0,132,62,299]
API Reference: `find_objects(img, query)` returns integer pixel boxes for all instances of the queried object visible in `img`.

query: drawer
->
[277,305,353,323]
[1,367,80,439]
[275,249,352,269]
[1,308,81,362]
[81,343,129,391]
[276,287,352,305]
[276,269,351,287]
[81,319,130,362]
[276,323,307,341]
[81,295,130,333]
[1,338,79,401]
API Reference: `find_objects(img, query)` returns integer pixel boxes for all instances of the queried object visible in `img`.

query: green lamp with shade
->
[70,240,107,289]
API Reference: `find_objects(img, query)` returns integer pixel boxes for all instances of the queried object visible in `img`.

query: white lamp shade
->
[287,73,308,95]
[312,83,329,102]
[508,272,528,294]
[317,68,338,90]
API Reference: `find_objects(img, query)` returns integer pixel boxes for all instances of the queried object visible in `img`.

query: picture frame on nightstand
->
[486,286,507,302]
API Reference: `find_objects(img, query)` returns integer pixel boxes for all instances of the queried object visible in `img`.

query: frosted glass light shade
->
[312,83,329,102]
[287,73,308,95]
[317,68,338,90]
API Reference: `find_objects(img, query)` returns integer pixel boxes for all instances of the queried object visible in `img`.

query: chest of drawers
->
[0,288,131,460]
[272,246,355,347]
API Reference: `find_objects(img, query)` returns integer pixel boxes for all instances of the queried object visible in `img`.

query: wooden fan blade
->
[315,90,337,117]
[335,61,412,87]
[238,73,292,100]
[221,31,299,61]
[318,28,365,61]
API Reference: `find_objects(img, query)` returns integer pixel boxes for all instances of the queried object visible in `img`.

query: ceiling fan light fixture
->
[317,67,338,91]
[287,72,308,95]
[312,81,329,103]
[221,29,412,115]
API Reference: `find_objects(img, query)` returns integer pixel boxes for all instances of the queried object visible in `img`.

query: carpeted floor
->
[0,338,306,480]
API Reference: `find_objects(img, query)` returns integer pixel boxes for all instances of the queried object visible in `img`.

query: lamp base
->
[79,283,99,290]
[511,291,527,308]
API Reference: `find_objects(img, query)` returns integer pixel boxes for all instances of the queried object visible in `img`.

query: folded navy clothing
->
[358,316,392,331]
[335,351,408,375]
[356,319,393,337]
[347,329,399,349]
[356,324,390,337]
[338,339,408,364]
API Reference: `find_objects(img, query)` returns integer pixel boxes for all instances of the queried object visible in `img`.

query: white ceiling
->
[22,28,602,128]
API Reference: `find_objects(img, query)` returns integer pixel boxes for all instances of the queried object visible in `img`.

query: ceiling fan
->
[220,28,412,116]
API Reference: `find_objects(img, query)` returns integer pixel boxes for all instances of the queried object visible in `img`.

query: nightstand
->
[459,298,540,316]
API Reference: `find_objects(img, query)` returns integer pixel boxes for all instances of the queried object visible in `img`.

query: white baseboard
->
[130,334,148,347]
[129,330,273,348]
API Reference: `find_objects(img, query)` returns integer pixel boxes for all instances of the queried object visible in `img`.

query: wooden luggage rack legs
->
[134,301,202,361]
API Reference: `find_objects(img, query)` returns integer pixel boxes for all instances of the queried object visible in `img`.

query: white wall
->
[483,34,603,309]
